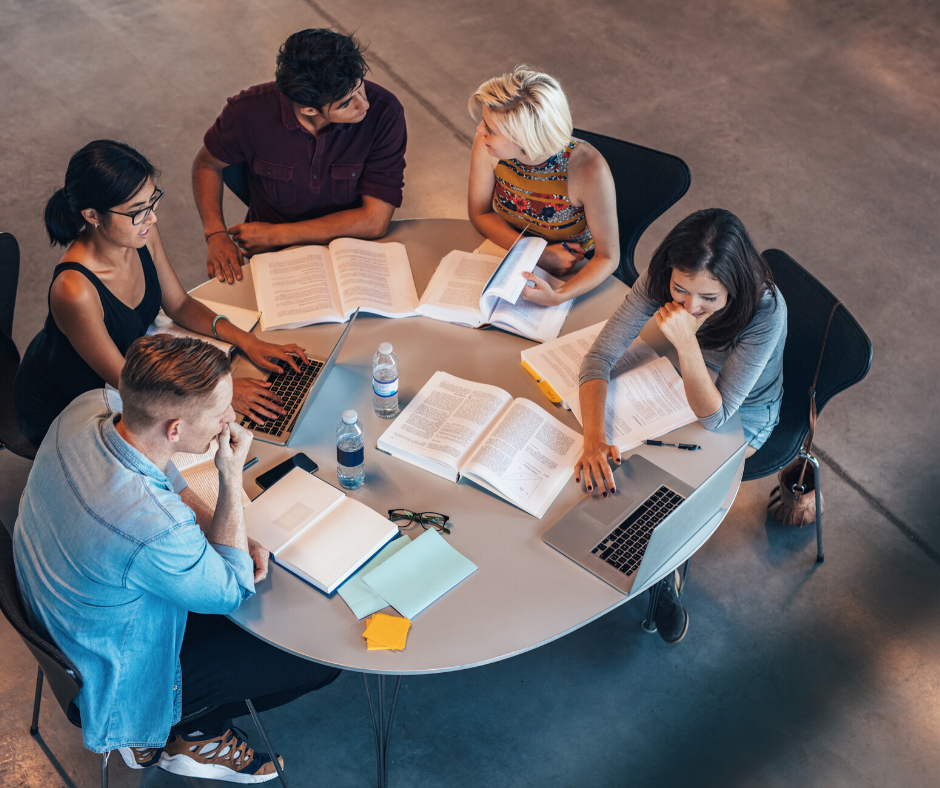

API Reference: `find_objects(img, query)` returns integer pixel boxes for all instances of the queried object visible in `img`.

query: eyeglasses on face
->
[104,188,164,226]
[387,509,451,535]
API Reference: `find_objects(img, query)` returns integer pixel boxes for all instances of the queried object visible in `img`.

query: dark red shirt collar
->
[277,91,351,135]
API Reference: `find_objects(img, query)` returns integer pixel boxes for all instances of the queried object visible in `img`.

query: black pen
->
[643,440,701,451]
[243,457,259,471]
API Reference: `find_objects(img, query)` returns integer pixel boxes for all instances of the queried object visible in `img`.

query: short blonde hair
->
[469,66,573,161]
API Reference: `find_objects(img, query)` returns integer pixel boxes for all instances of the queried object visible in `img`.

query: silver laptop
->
[544,445,746,595]
[236,309,359,446]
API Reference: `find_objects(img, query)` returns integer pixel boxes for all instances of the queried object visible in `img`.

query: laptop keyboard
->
[591,485,686,576]
[240,358,324,437]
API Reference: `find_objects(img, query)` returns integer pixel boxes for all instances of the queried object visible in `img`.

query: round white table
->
[191,219,746,787]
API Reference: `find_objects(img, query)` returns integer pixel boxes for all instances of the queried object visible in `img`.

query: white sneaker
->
[158,727,283,783]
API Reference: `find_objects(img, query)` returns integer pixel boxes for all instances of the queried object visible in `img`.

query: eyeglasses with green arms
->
[103,188,164,226]
[387,509,451,535]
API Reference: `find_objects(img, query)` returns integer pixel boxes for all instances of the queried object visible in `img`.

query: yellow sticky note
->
[536,378,563,403]
[521,360,540,380]
[363,613,411,650]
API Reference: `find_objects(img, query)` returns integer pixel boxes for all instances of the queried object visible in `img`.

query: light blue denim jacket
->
[13,389,255,753]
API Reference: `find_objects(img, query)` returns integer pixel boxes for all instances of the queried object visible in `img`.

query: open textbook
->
[146,299,260,356]
[377,372,583,518]
[244,467,399,595]
[520,322,698,452]
[415,242,572,343]
[171,441,252,508]
[251,238,420,330]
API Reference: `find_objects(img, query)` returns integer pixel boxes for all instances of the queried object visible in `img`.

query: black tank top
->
[14,246,162,444]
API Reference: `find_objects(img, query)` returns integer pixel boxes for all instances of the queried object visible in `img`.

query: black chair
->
[572,129,691,285]
[0,524,292,787]
[743,249,873,561]
[0,232,38,460]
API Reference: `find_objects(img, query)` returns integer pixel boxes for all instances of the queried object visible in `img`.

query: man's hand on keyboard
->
[239,335,309,375]
[232,378,287,424]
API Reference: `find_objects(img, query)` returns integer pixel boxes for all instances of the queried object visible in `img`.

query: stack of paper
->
[363,613,411,651]
[339,529,478,620]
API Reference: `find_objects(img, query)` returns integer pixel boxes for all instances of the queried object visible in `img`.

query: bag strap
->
[793,300,842,490]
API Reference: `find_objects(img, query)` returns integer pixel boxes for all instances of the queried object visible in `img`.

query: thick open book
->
[415,239,572,342]
[244,467,399,595]
[146,299,260,356]
[251,238,420,330]
[172,441,252,508]
[377,372,583,518]
[520,322,698,452]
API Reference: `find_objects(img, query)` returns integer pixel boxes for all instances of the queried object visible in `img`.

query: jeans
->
[738,396,782,450]
[171,612,342,737]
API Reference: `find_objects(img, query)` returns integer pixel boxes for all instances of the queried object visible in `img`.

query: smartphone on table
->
[255,453,319,490]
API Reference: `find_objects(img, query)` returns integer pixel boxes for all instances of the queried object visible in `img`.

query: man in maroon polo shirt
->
[193,29,407,283]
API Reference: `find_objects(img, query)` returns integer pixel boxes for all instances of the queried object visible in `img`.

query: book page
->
[521,322,658,396]
[473,238,509,257]
[171,440,219,472]
[462,399,583,516]
[568,356,697,451]
[329,239,419,317]
[479,236,547,315]
[416,250,500,325]
[377,371,513,474]
[194,299,260,333]
[243,467,345,554]
[489,269,572,342]
[146,314,233,355]
[180,462,251,510]
[251,246,343,330]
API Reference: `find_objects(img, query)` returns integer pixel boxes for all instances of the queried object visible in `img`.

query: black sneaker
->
[653,570,689,644]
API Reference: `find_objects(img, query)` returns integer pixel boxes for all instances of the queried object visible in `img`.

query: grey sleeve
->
[699,293,787,429]
[579,270,659,385]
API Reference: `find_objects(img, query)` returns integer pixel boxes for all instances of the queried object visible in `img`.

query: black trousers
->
[170,612,342,737]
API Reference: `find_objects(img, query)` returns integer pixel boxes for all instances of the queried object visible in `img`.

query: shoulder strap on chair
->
[794,300,841,490]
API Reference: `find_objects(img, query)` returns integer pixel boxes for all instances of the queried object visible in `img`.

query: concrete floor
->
[1,0,938,786]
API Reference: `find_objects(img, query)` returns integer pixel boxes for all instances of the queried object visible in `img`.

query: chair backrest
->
[223,162,252,208]
[0,523,83,726]
[0,233,38,460]
[572,129,691,285]
[0,233,20,339]
[742,249,873,481]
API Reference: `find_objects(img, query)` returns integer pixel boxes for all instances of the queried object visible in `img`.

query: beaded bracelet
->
[212,314,230,340]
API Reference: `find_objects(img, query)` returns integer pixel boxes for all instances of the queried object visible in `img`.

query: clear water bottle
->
[336,410,364,489]
[372,342,399,418]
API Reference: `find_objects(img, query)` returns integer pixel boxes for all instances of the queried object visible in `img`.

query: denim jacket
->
[13,389,255,753]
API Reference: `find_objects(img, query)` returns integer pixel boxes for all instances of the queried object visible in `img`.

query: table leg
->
[362,673,402,788]
[641,582,662,633]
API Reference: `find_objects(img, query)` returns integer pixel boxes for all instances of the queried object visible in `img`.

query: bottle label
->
[373,375,399,398]
[337,446,364,467]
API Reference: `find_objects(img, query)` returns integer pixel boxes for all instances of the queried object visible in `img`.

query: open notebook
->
[243,468,399,595]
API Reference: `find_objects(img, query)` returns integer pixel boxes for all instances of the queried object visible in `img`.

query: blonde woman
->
[468,66,619,306]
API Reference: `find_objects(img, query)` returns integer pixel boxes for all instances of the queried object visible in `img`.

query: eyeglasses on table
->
[387,509,451,535]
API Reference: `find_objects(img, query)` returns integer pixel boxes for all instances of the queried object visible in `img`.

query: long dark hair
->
[645,209,776,350]
[44,140,157,246]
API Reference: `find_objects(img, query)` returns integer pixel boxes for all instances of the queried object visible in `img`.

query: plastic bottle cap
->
[342,409,358,424]
[378,342,393,355]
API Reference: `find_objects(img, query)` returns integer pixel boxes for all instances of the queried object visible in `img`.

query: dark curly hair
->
[275,28,369,111]
[645,209,777,351]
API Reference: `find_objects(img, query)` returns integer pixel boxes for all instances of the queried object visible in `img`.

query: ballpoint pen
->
[642,440,702,451]
[243,457,259,471]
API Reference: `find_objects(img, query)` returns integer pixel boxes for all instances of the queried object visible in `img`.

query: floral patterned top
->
[492,139,593,253]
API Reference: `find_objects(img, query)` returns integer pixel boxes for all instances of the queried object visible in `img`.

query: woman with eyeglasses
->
[14,139,307,445]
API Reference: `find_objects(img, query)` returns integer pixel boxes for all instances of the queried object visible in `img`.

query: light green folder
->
[361,529,478,619]
[337,535,411,620]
